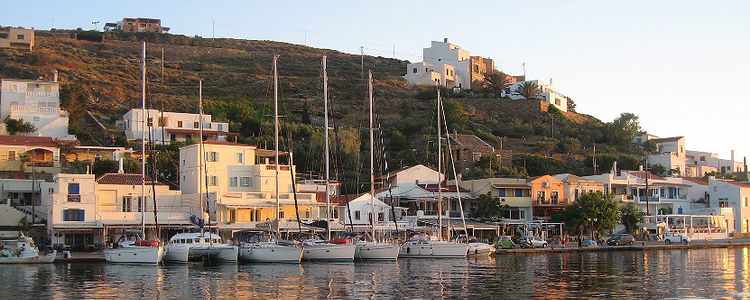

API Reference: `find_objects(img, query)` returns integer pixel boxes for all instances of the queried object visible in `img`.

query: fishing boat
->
[163,231,237,263]
[104,41,163,264]
[237,231,302,264]
[0,235,56,264]
[354,70,399,261]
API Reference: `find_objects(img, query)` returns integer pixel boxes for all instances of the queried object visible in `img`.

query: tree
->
[619,203,643,234]
[5,118,36,135]
[557,137,582,155]
[648,164,667,176]
[92,160,118,177]
[482,72,510,97]
[607,113,641,148]
[470,192,509,221]
[441,99,467,130]
[554,192,620,236]
[514,81,540,100]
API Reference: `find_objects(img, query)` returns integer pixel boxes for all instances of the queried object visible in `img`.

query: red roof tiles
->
[0,135,57,147]
[96,173,163,185]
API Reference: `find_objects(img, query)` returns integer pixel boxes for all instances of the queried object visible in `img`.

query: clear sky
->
[3,0,749,163]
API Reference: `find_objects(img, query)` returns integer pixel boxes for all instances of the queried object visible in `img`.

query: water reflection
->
[0,248,748,299]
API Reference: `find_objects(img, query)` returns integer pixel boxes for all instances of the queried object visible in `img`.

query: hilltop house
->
[0,78,76,140]
[115,18,170,33]
[686,150,745,177]
[404,38,495,89]
[506,79,570,112]
[0,27,34,51]
[448,133,497,175]
[120,109,236,144]
[648,136,686,176]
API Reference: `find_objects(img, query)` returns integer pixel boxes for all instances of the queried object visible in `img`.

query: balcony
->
[638,196,659,203]
[536,198,567,206]
[11,104,60,113]
[67,194,81,202]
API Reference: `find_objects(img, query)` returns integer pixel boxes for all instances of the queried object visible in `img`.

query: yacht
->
[236,231,302,264]
[0,235,56,264]
[398,233,467,258]
[457,236,496,257]
[301,239,356,262]
[163,232,238,263]
[104,231,163,264]
[355,240,400,261]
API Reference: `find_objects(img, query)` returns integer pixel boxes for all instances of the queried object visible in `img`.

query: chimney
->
[731,150,735,163]
[745,156,748,178]
[118,157,124,173]
[53,70,58,82]
[453,129,458,140]
[444,38,448,43]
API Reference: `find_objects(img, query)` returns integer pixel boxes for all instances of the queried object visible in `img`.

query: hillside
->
[0,29,645,190]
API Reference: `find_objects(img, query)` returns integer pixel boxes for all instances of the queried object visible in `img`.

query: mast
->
[273,55,281,238]
[436,86,443,241]
[198,79,205,235]
[140,41,146,238]
[441,103,468,243]
[323,56,331,241]
[368,71,376,240]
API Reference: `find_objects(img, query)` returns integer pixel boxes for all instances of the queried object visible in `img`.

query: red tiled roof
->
[491,184,530,189]
[650,136,683,143]
[682,177,708,185]
[96,173,163,185]
[450,134,493,148]
[0,135,57,147]
[725,180,750,189]
[417,183,469,193]
[166,128,238,136]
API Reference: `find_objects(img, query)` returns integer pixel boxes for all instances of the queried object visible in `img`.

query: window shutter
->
[79,210,85,221]
[63,210,70,221]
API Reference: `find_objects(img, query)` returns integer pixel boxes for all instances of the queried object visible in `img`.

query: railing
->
[11,104,59,113]
[638,196,659,202]
[67,194,81,202]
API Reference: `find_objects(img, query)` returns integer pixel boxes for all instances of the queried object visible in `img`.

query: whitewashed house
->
[585,170,691,215]
[404,39,495,89]
[506,79,570,112]
[121,108,236,144]
[686,150,745,177]
[337,193,406,231]
[707,178,750,233]
[0,78,75,140]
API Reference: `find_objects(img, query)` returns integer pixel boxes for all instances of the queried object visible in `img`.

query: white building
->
[178,141,327,236]
[47,173,189,250]
[0,78,75,140]
[686,150,745,177]
[506,79,570,112]
[584,170,692,215]
[121,108,236,144]
[646,136,686,176]
[460,177,533,223]
[707,178,750,233]
[337,193,406,232]
[404,39,494,89]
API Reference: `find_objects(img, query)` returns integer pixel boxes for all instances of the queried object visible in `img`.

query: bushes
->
[5,118,36,135]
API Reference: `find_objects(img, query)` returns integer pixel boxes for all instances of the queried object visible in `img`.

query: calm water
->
[2,247,750,299]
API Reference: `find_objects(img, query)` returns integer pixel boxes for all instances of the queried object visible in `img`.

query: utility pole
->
[160,48,164,86]
[212,21,215,42]
[645,155,650,216]
[592,143,597,175]
[360,46,365,83]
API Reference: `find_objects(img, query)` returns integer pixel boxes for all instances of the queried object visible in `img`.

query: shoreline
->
[497,238,750,255]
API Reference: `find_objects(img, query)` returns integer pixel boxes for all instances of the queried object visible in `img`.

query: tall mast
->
[198,79,204,235]
[273,55,281,238]
[140,41,146,238]
[441,104,468,243]
[436,86,443,241]
[368,70,375,240]
[323,56,331,241]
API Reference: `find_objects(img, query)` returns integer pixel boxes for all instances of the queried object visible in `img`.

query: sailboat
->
[104,41,164,264]
[354,70,399,261]
[300,56,355,262]
[238,55,302,264]
[398,85,467,258]
[163,79,237,263]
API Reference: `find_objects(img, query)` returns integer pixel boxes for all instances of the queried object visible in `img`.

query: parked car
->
[606,234,635,246]
[582,239,599,247]
[663,232,690,244]
[519,236,548,248]
[496,236,516,249]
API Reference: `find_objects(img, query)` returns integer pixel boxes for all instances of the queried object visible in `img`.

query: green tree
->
[92,160,119,177]
[619,203,644,234]
[470,192,509,221]
[514,81,540,100]
[59,83,89,125]
[441,99,467,130]
[557,137,582,154]
[5,118,36,135]
[123,158,141,174]
[536,137,557,155]
[481,71,511,97]
[607,113,641,148]
[648,164,667,176]
[554,192,620,235]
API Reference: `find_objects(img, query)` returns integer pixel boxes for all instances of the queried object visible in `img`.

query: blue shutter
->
[498,189,506,197]
[515,189,523,197]
[78,209,85,221]
[63,210,70,221]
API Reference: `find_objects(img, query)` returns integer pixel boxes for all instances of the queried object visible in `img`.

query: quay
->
[497,238,750,254]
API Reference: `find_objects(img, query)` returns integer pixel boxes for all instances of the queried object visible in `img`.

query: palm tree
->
[481,72,510,98]
[515,81,540,100]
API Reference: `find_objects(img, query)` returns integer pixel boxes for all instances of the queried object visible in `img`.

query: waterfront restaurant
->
[641,214,730,239]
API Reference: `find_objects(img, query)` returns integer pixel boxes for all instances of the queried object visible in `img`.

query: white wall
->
[708,178,750,233]
[123,108,230,143]
[0,79,75,140]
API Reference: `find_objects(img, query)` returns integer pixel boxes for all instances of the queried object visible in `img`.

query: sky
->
[3,0,749,163]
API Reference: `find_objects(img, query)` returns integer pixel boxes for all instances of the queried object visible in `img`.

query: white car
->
[519,236,548,248]
[663,232,690,245]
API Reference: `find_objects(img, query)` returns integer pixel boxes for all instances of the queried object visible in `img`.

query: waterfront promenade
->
[498,237,750,254]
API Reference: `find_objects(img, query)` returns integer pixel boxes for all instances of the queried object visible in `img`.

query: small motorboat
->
[0,235,56,264]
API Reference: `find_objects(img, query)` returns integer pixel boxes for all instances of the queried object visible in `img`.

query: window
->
[63,209,84,221]
[719,198,729,207]
[137,196,143,212]
[551,191,559,204]
[147,117,153,127]
[121,196,133,212]
[7,150,16,161]
[67,183,81,202]
[177,121,183,128]
[498,189,506,197]
[207,176,218,186]
[279,211,284,219]
[206,151,219,162]
[217,124,223,131]
[17,34,24,40]
[515,189,524,197]
[354,210,361,220]
[240,177,251,187]
[230,177,238,187]
[378,212,385,222]
[236,153,243,163]
[194,122,199,128]
[413,68,417,74]
[745,197,748,208]
[536,191,546,203]
[472,152,481,162]
[700,156,705,161]
[425,68,428,73]
[446,69,449,75]
[503,207,525,220]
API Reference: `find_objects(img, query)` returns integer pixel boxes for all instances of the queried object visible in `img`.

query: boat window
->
[194,238,200,243]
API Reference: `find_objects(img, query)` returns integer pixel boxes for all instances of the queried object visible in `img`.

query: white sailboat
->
[238,56,302,264]
[301,56,355,262]
[399,86,466,258]
[104,41,163,264]
[355,70,399,261]
[0,235,56,264]
[163,79,237,263]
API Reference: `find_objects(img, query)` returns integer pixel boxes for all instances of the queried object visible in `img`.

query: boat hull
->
[302,243,355,262]
[163,245,190,263]
[104,246,163,264]
[0,250,56,264]
[466,243,496,257]
[189,245,238,262]
[239,243,302,263]
[399,242,468,258]
[355,242,399,260]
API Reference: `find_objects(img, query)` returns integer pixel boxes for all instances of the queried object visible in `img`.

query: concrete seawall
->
[497,238,750,255]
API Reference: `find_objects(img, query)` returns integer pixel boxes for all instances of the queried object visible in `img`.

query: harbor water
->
[2,247,749,299]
